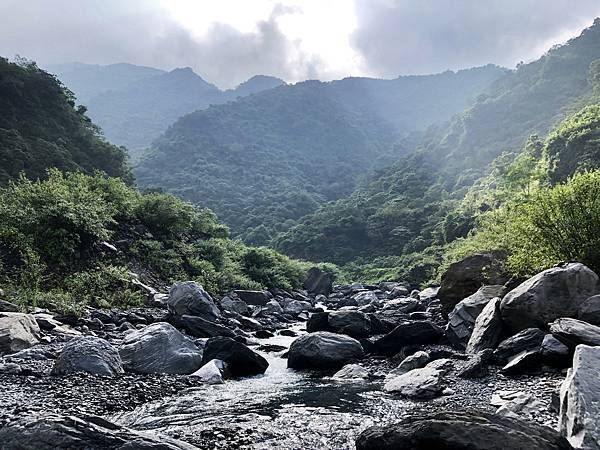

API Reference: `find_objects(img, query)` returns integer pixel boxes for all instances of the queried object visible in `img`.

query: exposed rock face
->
[446,285,505,349]
[201,336,268,377]
[438,253,509,316]
[304,267,332,295]
[332,363,369,380]
[327,311,371,338]
[466,297,503,354]
[119,322,203,374]
[0,414,196,450]
[51,336,123,376]
[501,263,600,332]
[191,359,230,384]
[374,321,443,355]
[493,328,546,364]
[233,290,270,306]
[383,360,451,399]
[577,295,600,326]
[550,318,600,348]
[356,410,573,450]
[288,332,364,370]
[173,314,236,338]
[168,282,220,321]
[559,345,600,450]
[0,312,40,354]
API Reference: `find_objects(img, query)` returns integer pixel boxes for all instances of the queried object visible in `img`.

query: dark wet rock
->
[0,312,40,354]
[577,294,600,325]
[119,322,203,374]
[234,290,270,306]
[202,336,268,377]
[0,414,196,450]
[279,329,297,337]
[466,297,503,354]
[191,358,230,384]
[458,349,494,378]
[384,359,450,398]
[388,351,430,377]
[254,329,274,339]
[374,321,443,356]
[257,344,287,353]
[306,312,330,333]
[356,410,572,450]
[0,299,19,312]
[446,285,506,349]
[288,331,364,370]
[173,314,236,338]
[550,317,600,348]
[280,298,312,315]
[540,334,570,366]
[382,297,423,314]
[389,285,410,298]
[304,267,333,295]
[559,345,600,449]
[501,263,600,332]
[168,281,220,321]
[327,310,371,338]
[502,349,542,375]
[494,328,546,364]
[438,253,509,316]
[52,336,123,377]
[220,296,249,315]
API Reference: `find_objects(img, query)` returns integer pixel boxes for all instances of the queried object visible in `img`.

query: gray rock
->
[502,349,542,375]
[233,290,270,306]
[384,360,449,399]
[119,322,203,374]
[501,263,600,332]
[389,285,410,298]
[288,331,364,370]
[263,299,284,314]
[353,291,379,306]
[0,312,40,354]
[332,363,369,380]
[577,294,600,326]
[201,336,268,377]
[446,285,505,349]
[466,297,503,354]
[191,358,230,384]
[327,310,371,338]
[388,351,430,377]
[220,296,249,315]
[173,315,235,338]
[304,267,333,296]
[419,287,439,302]
[540,334,570,365]
[374,321,443,355]
[550,317,600,348]
[0,299,19,312]
[168,282,220,321]
[51,336,123,376]
[306,312,330,333]
[560,345,600,450]
[458,349,494,378]
[494,328,546,364]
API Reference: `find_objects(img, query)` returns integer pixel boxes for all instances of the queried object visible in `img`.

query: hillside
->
[276,19,600,282]
[134,65,505,245]
[0,58,131,185]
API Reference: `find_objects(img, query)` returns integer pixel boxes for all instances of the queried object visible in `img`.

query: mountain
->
[275,19,600,282]
[134,65,505,245]
[224,75,285,99]
[0,57,131,185]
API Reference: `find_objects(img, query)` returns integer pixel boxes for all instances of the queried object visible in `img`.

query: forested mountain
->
[134,65,505,245]
[49,63,285,156]
[276,19,600,283]
[0,58,131,185]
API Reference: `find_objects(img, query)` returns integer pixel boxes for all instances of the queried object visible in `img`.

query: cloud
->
[351,0,600,77]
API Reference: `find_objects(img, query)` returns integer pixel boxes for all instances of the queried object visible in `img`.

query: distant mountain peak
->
[230,75,286,97]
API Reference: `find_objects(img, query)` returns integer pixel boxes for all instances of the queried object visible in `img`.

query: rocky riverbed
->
[1,261,599,449]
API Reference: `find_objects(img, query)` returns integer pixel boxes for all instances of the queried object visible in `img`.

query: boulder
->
[306,312,330,333]
[288,331,364,370]
[353,291,379,306]
[220,296,249,315]
[233,290,270,306]
[458,349,494,378]
[303,267,332,296]
[332,363,369,380]
[389,285,410,298]
[191,359,230,384]
[418,287,439,302]
[374,321,443,356]
[466,297,503,354]
[119,322,202,374]
[280,298,311,315]
[0,312,40,354]
[384,360,450,399]
[550,317,600,348]
[263,299,284,314]
[540,334,570,366]
[388,351,430,377]
[501,263,600,332]
[327,311,371,338]
[173,314,235,338]
[168,282,220,321]
[559,345,600,450]
[51,336,123,376]
[493,328,546,364]
[438,253,509,316]
[201,336,268,377]
[356,410,572,450]
[446,285,505,349]
[577,294,600,326]
[0,414,196,450]
[502,349,542,375]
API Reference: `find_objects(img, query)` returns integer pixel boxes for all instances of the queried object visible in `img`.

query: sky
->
[1,0,600,89]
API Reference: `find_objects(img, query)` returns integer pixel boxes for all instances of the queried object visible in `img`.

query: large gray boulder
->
[233,290,270,306]
[374,321,443,355]
[119,322,203,374]
[446,285,505,349]
[191,359,230,384]
[550,318,600,348]
[173,314,235,338]
[501,263,600,332]
[559,345,600,450]
[327,310,371,338]
[168,282,220,320]
[577,295,600,326]
[0,312,40,354]
[201,336,268,377]
[303,267,332,295]
[288,332,364,370]
[493,328,546,364]
[51,336,123,376]
[356,410,573,450]
[466,297,504,354]
[220,296,249,315]
[383,359,451,399]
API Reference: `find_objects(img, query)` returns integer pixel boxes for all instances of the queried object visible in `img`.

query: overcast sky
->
[1,0,600,88]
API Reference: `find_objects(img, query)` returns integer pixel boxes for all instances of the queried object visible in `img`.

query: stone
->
[191,359,230,384]
[173,314,235,338]
[550,317,600,348]
[501,349,542,375]
[0,312,40,354]
[389,285,410,298]
[356,410,572,450]
[303,267,333,295]
[51,336,123,376]
[374,321,443,356]
[288,331,364,370]
[438,253,509,316]
[0,414,196,450]
[540,334,570,366]
[466,297,503,354]
[220,296,249,315]
[352,291,379,306]
[388,351,430,377]
[168,282,220,321]
[0,299,19,312]
[559,345,600,450]
[384,361,448,399]
[233,290,270,306]
[263,299,283,314]
[496,393,545,418]
[119,322,202,374]
[201,336,268,377]
[446,285,506,349]
[458,349,494,378]
[306,312,330,333]
[327,310,371,338]
[332,363,369,380]
[577,294,600,325]
[494,328,546,363]
[501,263,600,332]
[418,287,439,302]
[280,298,311,315]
